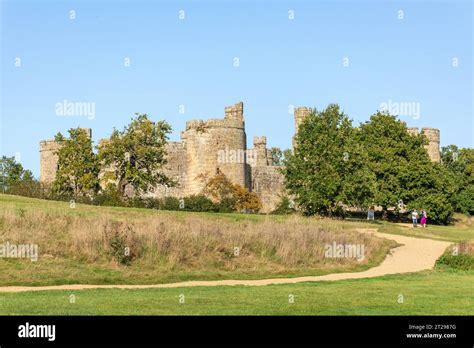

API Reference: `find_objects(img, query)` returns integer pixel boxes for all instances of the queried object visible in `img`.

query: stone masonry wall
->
[39,103,441,213]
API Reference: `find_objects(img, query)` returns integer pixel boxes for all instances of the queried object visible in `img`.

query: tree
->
[233,184,262,212]
[0,156,35,192]
[358,112,458,223]
[283,104,375,216]
[53,128,100,196]
[270,147,292,166]
[357,112,432,211]
[202,172,262,212]
[98,114,172,196]
[441,146,474,215]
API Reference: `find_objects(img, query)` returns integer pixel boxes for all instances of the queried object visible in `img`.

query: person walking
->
[412,209,419,228]
[420,209,427,228]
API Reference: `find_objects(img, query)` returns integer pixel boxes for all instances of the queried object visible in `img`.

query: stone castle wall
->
[39,102,441,213]
[407,127,441,162]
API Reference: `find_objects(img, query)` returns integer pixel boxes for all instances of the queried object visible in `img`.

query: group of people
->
[411,209,428,228]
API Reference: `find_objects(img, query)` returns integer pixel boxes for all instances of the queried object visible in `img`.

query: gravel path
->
[0,228,451,293]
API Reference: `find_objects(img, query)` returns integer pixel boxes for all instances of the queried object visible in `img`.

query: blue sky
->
[1,0,472,178]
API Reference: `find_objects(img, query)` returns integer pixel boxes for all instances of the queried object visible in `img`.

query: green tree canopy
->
[0,156,35,191]
[53,128,100,197]
[98,114,172,196]
[283,104,375,215]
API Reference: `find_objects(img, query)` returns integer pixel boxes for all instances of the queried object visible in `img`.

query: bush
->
[161,196,181,210]
[436,254,474,270]
[7,181,49,199]
[271,196,296,215]
[182,195,218,212]
[93,186,125,207]
[103,222,136,265]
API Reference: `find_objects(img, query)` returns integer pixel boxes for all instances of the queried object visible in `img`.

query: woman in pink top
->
[420,210,427,227]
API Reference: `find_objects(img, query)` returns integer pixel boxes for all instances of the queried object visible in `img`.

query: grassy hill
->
[0,194,396,286]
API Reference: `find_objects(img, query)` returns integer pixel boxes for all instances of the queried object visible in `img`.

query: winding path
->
[0,228,451,293]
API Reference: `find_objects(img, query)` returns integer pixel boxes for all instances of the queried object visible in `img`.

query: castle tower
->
[421,128,440,162]
[39,140,61,183]
[39,128,92,183]
[293,107,312,148]
[253,136,269,166]
[181,102,247,195]
[406,127,419,136]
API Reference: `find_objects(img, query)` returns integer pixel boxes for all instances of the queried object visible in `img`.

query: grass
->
[0,270,472,315]
[367,215,474,242]
[1,194,473,315]
[0,194,395,286]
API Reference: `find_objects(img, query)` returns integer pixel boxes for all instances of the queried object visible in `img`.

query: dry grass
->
[0,195,396,285]
[1,208,390,269]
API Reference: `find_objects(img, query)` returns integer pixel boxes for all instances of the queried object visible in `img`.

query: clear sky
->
[1,0,472,178]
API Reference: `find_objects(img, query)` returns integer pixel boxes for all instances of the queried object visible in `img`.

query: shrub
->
[161,196,181,210]
[103,222,136,265]
[93,186,125,207]
[436,243,474,270]
[183,195,218,212]
[271,196,296,215]
[233,184,261,212]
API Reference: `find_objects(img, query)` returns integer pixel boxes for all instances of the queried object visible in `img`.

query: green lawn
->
[1,270,472,315]
[1,194,472,315]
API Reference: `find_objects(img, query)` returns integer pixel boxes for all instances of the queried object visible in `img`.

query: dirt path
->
[0,228,451,293]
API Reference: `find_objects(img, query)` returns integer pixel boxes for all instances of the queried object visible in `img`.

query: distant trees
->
[0,156,35,192]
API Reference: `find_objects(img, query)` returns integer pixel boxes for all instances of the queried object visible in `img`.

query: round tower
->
[293,107,312,148]
[181,102,247,195]
[421,128,441,162]
[39,140,61,183]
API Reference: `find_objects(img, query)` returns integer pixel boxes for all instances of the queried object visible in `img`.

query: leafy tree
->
[357,112,432,211]
[202,171,236,203]
[53,128,100,196]
[98,114,172,196]
[270,148,292,166]
[441,146,474,215]
[283,104,375,216]
[233,184,262,212]
[0,156,35,192]
[203,172,262,212]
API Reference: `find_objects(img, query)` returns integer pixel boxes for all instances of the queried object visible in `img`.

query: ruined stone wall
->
[250,165,285,213]
[421,128,441,162]
[181,102,247,195]
[150,141,187,198]
[406,127,441,162]
[39,103,441,213]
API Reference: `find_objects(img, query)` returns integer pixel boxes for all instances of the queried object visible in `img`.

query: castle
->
[40,102,441,212]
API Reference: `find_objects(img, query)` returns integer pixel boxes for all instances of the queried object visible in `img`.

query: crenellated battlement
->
[39,102,442,212]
